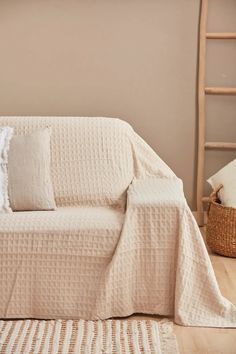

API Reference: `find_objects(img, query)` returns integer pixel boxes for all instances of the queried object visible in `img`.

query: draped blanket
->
[0,117,235,327]
[94,132,236,327]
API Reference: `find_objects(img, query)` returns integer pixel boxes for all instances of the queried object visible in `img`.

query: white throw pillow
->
[207,159,236,208]
[8,128,56,211]
[0,127,13,213]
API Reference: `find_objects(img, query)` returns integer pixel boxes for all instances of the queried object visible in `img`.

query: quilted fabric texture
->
[0,116,236,327]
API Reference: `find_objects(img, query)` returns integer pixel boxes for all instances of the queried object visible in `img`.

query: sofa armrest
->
[127,177,186,207]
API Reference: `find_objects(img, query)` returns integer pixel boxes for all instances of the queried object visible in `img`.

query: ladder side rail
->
[197,0,208,226]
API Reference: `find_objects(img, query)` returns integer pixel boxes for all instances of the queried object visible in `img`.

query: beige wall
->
[0,0,235,209]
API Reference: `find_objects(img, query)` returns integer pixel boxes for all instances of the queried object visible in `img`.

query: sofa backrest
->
[0,117,134,208]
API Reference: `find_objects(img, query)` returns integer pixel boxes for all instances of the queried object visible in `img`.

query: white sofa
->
[0,116,236,327]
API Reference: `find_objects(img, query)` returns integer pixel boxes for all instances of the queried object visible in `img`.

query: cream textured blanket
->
[94,132,236,327]
[0,116,235,327]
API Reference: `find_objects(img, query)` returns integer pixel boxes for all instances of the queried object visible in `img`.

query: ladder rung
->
[206,32,236,39]
[205,87,236,95]
[202,196,210,203]
[205,142,236,149]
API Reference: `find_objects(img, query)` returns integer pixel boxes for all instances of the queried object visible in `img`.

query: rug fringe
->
[158,320,180,354]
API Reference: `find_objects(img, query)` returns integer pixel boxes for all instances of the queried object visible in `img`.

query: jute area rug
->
[0,319,179,354]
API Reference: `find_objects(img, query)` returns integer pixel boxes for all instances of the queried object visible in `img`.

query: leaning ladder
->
[196,0,236,226]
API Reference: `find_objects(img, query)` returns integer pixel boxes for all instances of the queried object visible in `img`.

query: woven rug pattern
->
[0,319,179,354]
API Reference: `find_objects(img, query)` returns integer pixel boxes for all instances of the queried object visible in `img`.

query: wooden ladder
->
[196,0,236,226]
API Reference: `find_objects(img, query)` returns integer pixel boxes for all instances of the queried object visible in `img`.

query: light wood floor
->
[132,228,236,354]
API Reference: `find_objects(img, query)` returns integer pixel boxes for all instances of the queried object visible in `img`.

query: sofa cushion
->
[0,206,124,318]
[0,117,134,208]
[0,206,124,237]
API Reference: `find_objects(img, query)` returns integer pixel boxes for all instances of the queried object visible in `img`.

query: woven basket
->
[206,185,236,257]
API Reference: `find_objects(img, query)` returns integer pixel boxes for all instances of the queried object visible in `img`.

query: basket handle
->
[207,184,223,216]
